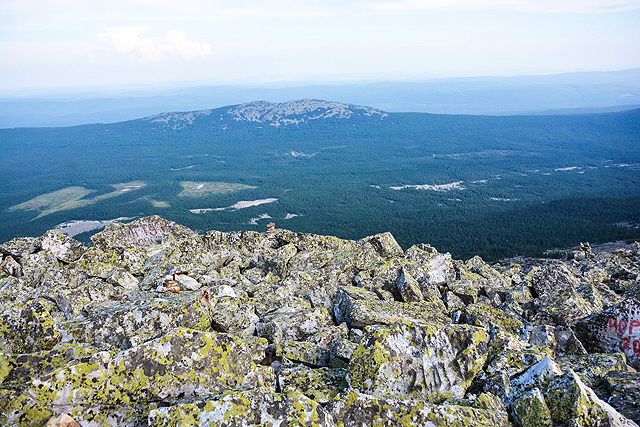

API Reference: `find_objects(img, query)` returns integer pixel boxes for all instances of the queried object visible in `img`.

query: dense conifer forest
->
[1,104,639,261]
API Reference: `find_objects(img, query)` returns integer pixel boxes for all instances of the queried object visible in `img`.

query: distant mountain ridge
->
[144,99,388,130]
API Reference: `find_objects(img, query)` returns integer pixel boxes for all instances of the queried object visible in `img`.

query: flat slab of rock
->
[327,390,510,427]
[334,286,449,329]
[347,322,489,402]
[90,216,197,250]
[148,388,335,427]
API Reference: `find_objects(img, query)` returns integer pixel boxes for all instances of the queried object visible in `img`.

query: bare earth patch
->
[178,181,257,197]
[8,182,146,219]
[150,200,171,208]
[390,181,466,191]
[190,198,279,214]
[54,217,134,237]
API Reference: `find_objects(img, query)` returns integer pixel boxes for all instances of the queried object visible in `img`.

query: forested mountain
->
[1,100,639,261]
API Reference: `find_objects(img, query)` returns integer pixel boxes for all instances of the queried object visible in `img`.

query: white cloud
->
[98,26,211,62]
[166,29,212,59]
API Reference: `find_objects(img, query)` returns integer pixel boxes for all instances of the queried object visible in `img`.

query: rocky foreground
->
[0,216,639,427]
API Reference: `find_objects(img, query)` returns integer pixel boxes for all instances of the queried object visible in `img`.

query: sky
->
[1,0,639,94]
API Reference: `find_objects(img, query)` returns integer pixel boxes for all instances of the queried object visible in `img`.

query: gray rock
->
[91,215,197,251]
[347,321,489,402]
[38,230,86,263]
[327,390,511,427]
[604,371,640,424]
[362,231,404,259]
[572,298,640,370]
[334,285,449,329]
[512,387,552,427]
[545,369,637,427]
[148,388,336,427]
[1,217,638,426]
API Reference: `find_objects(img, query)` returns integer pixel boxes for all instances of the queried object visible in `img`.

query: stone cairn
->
[0,215,638,426]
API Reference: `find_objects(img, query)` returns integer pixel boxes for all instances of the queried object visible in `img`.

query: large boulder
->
[347,322,489,402]
[334,286,449,329]
[1,328,274,426]
[326,390,510,427]
[90,215,197,251]
[572,298,640,370]
[148,388,336,426]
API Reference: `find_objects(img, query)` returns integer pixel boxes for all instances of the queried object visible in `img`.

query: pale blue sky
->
[1,0,639,93]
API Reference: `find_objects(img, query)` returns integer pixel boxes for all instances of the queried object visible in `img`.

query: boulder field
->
[0,215,639,427]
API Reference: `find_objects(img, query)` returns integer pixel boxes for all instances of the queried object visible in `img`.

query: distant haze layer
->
[1,69,639,128]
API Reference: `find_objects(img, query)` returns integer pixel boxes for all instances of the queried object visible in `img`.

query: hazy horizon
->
[1,1,639,94]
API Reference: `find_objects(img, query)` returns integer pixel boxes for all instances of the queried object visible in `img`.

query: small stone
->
[173,273,201,290]
[1,255,22,277]
[46,413,81,427]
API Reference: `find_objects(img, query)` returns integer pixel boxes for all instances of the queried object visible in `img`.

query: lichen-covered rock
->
[404,244,456,287]
[248,280,313,317]
[88,328,268,398]
[448,280,480,305]
[0,237,39,259]
[500,282,534,304]
[329,337,357,366]
[257,306,334,343]
[106,268,139,290]
[532,287,600,326]
[353,258,406,298]
[90,215,197,251]
[527,324,588,357]
[362,231,404,259]
[66,290,212,349]
[148,388,335,427]
[512,387,552,427]
[395,268,424,303]
[2,328,274,426]
[0,344,95,388]
[347,321,489,402]
[485,348,550,380]
[1,219,639,427]
[326,390,511,427]
[461,302,525,335]
[545,369,637,427]
[444,291,466,313]
[38,230,85,264]
[334,286,449,329]
[208,293,259,335]
[509,355,564,398]
[281,269,340,310]
[572,298,640,370]
[529,263,582,300]
[278,365,348,403]
[556,353,628,390]
[173,273,201,291]
[1,299,62,353]
[257,243,298,278]
[277,340,332,367]
[604,371,640,424]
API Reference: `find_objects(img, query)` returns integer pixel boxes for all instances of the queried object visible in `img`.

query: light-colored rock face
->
[347,322,489,402]
[0,216,639,427]
[226,99,388,127]
[573,298,640,370]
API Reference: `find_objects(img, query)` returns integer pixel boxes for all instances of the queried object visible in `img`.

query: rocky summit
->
[0,216,639,427]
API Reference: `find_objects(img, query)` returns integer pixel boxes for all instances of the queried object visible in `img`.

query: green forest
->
[1,105,639,261]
